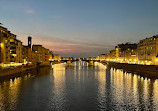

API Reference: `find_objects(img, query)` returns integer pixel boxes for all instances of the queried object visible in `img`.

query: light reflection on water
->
[0,61,157,111]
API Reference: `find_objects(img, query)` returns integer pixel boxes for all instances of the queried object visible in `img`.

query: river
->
[0,61,158,111]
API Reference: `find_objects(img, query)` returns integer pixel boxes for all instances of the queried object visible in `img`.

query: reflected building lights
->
[94,62,106,106]
[0,77,21,111]
[133,75,139,102]
[51,63,66,110]
[153,80,158,109]
[143,78,148,101]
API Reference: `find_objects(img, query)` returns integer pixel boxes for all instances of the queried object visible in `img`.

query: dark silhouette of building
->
[28,36,32,48]
[116,42,137,51]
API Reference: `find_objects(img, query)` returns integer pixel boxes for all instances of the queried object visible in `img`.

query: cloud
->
[15,32,112,57]
[26,9,35,14]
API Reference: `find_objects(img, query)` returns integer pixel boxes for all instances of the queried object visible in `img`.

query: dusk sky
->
[1,0,158,57]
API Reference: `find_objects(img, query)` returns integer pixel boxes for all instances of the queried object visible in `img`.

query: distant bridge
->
[50,59,101,66]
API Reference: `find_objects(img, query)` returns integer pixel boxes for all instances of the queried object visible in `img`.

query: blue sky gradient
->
[1,0,158,57]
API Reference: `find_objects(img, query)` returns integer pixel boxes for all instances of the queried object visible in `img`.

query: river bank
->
[0,61,63,81]
[101,61,158,79]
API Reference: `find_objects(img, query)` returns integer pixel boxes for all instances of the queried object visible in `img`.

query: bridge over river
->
[50,59,101,66]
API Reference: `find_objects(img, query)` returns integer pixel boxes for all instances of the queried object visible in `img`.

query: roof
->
[32,44,42,47]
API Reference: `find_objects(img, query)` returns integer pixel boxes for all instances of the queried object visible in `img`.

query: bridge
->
[50,58,101,66]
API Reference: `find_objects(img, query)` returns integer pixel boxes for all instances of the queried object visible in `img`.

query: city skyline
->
[1,0,158,57]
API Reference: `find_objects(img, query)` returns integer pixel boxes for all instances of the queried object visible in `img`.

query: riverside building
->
[53,54,61,61]
[24,37,53,65]
[32,45,53,64]
[0,25,23,67]
[115,43,137,63]
[0,25,54,68]
[137,35,158,65]
[23,36,38,64]
[101,35,158,65]
[96,54,107,60]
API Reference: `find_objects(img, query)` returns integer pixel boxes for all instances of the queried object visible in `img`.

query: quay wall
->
[102,61,158,78]
[0,61,64,79]
[0,64,37,77]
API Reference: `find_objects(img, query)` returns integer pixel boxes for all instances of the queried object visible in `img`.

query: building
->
[137,35,158,65]
[53,54,61,61]
[0,26,12,64]
[108,50,116,60]
[115,43,137,62]
[23,46,33,64]
[0,25,23,67]
[32,45,45,62]
[22,37,54,65]
[28,36,32,48]
[123,48,137,63]
[15,40,23,63]
[49,51,54,60]
[0,25,55,67]
[96,35,158,65]
[32,45,52,64]
[23,36,35,64]
[96,54,107,60]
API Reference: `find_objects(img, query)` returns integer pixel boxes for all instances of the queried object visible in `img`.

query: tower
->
[28,36,32,48]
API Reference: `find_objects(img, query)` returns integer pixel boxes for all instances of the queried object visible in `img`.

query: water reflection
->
[0,61,157,111]
[51,63,66,110]
[0,78,21,111]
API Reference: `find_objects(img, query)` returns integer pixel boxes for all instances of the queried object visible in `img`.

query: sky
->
[1,0,158,57]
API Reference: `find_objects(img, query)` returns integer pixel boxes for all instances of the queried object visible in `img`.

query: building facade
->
[115,43,137,62]
[0,26,23,67]
[53,54,61,61]
[137,35,158,65]
[32,45,53,64]
[96,54,107,60]
[0,25,55,68]
[98,36,158,65]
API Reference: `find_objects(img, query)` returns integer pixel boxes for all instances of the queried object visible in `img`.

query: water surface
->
[0,62,158,111]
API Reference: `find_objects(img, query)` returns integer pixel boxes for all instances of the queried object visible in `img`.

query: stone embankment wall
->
[102,61,158,78]
[0,61,64,79]
[0,64,37,77]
